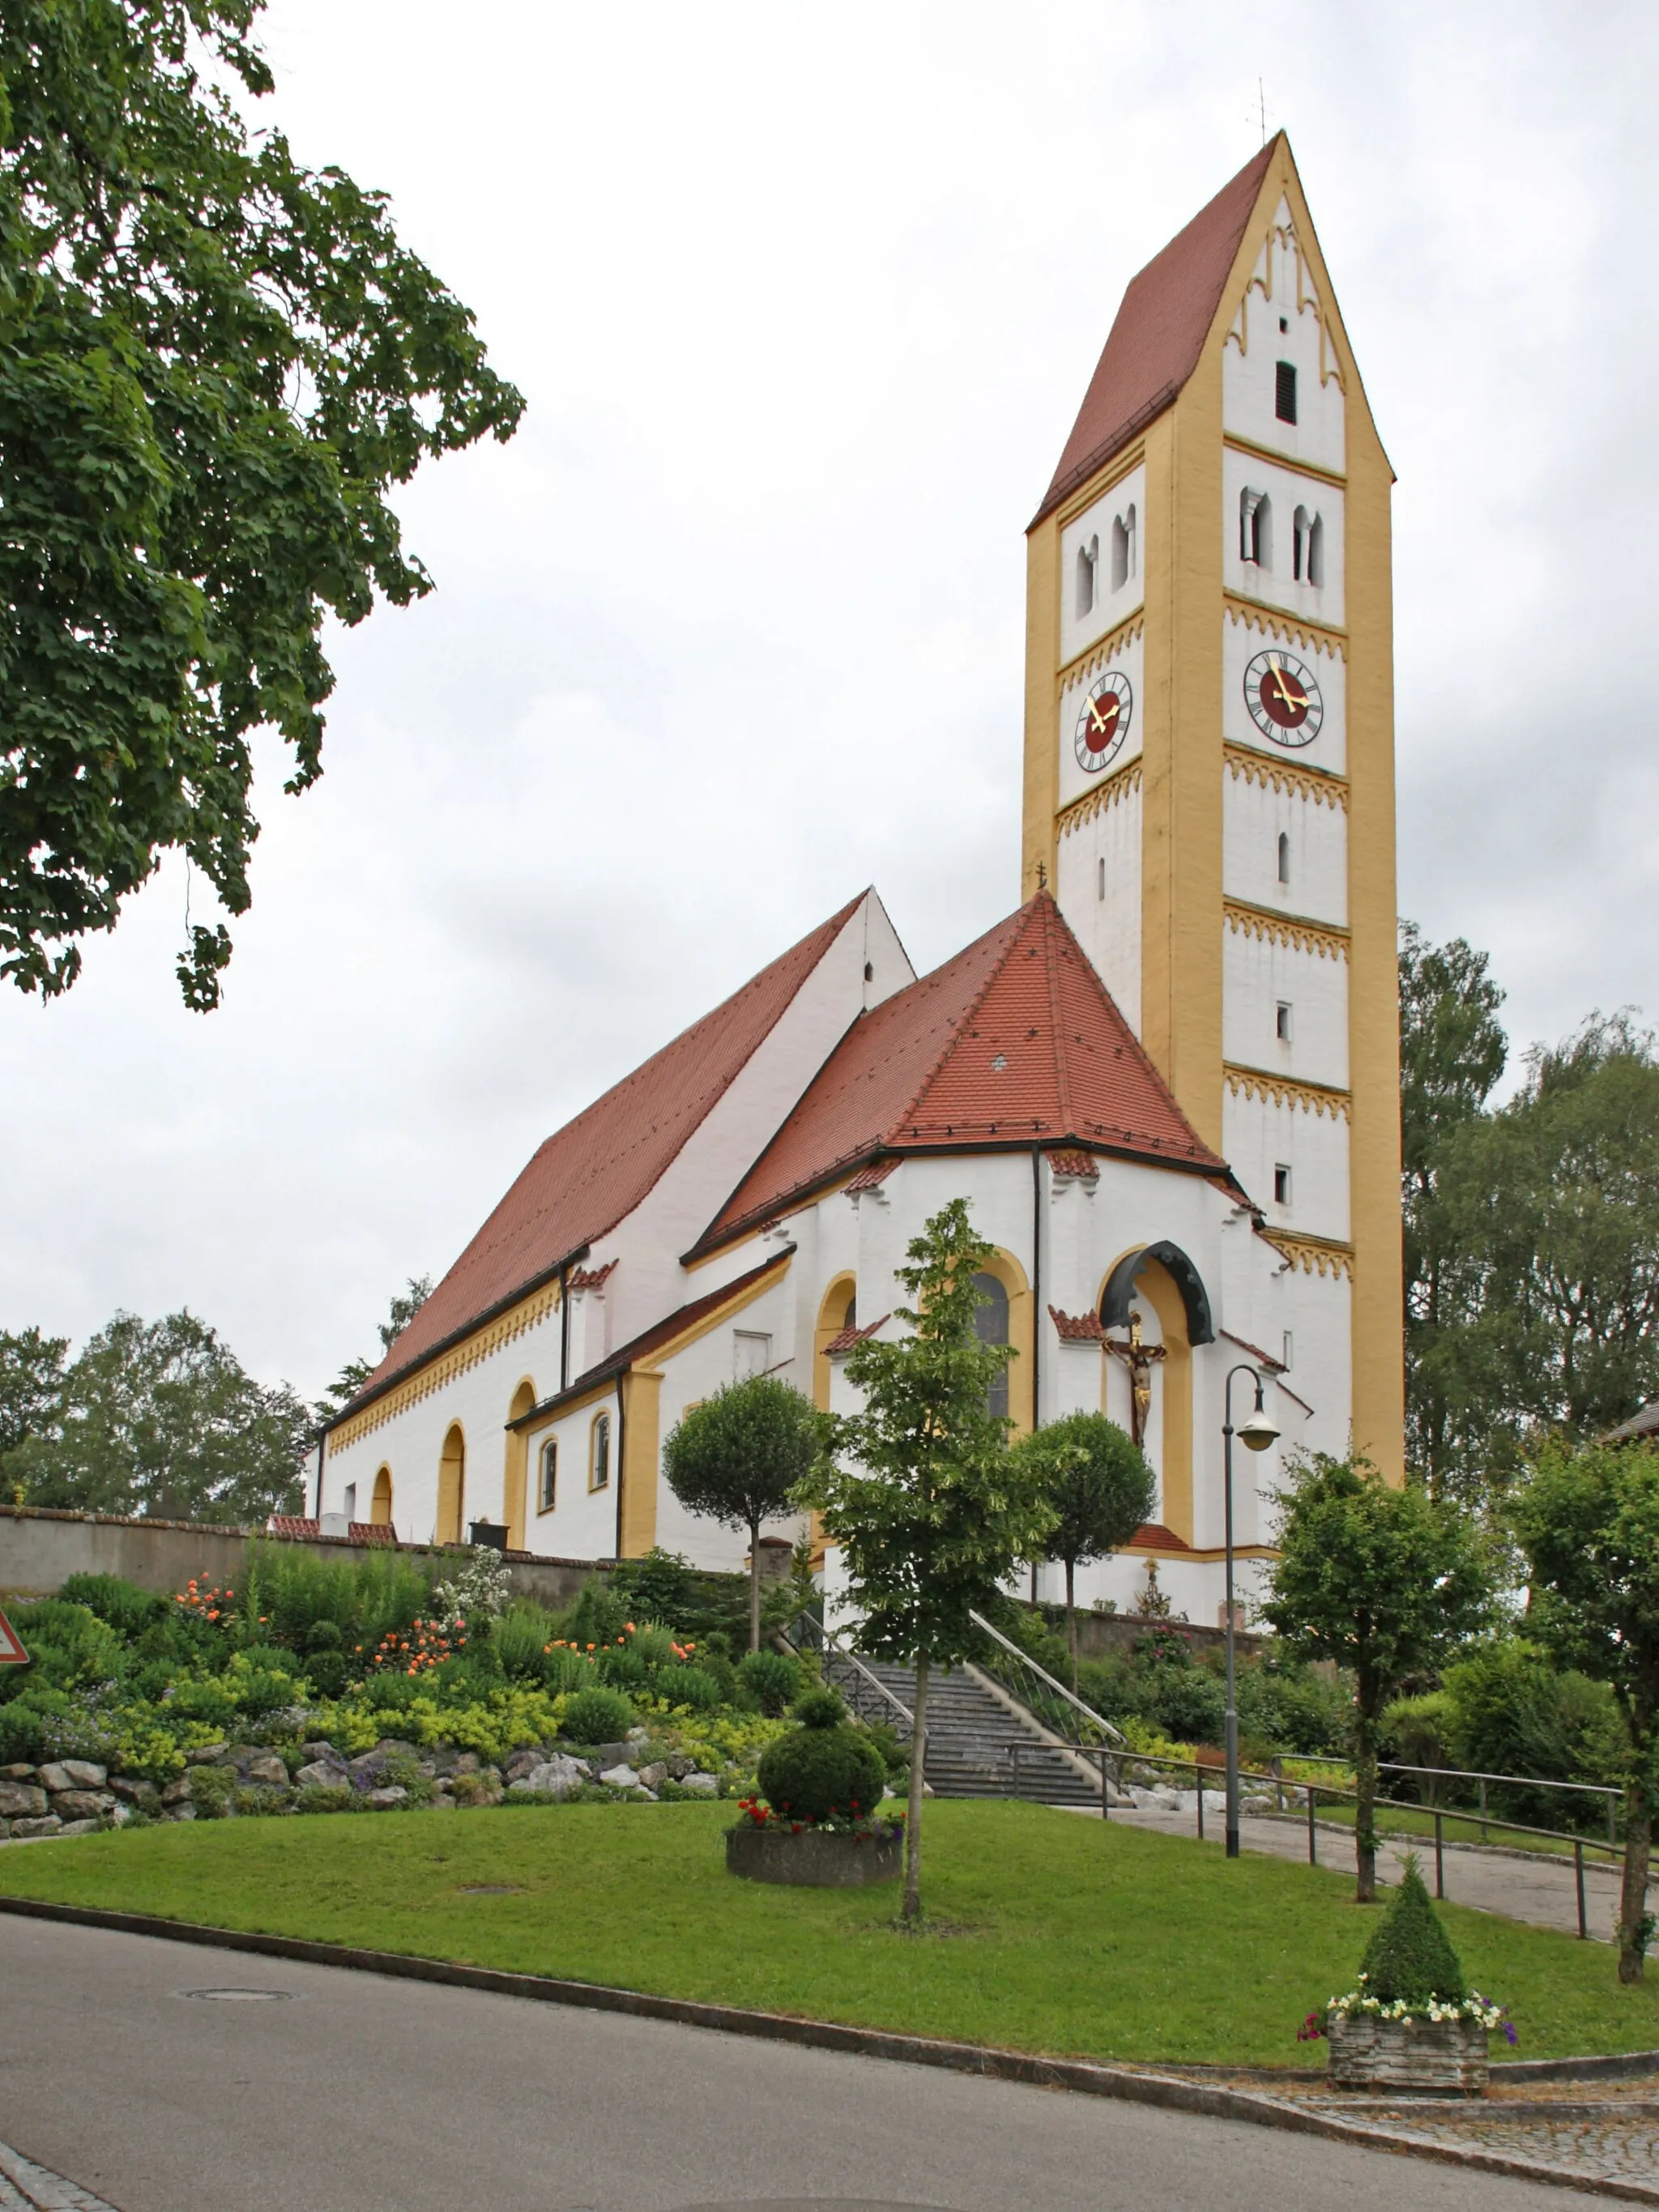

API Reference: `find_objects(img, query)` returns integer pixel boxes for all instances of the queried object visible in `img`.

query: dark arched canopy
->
[1098,1242,1214,1347]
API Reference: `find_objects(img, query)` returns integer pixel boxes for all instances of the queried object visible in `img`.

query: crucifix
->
[1104,1311,1166,1451]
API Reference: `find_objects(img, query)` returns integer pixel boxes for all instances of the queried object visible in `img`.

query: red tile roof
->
[1032,139,1278,526]
[825,1313,889,1356]
[1047,1149,1100,1181]
[1128,1522,1190,1553]
[698,892,1225,1251]
[1049,1306,1107,1343]
[337,896,867,1421]
[266,1516,320,1539]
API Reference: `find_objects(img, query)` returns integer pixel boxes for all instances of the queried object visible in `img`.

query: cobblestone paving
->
[0,2137,119,2210]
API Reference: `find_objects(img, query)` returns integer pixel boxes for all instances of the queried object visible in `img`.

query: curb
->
[3,1893,1657,2206]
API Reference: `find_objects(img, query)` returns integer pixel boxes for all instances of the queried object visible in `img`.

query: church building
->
[317,134,1404,1622]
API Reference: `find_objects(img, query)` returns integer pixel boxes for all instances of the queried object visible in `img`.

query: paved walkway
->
[1102,1802,1627,1941]
[1,1916,1601,2212]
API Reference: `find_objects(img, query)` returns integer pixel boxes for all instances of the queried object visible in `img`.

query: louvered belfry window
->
[1275,360,1298,424]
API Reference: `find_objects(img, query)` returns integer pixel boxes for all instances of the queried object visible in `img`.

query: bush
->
[611,1549,698,1626]
[597,1645,650,1691]
[561,1686,634,1745]
[661,1665,722,1712]
[543,1646,597,1694]
[791,1686,846,1728]
[58,1573,168,1640]
[1358,1858,1466,2004]
[2,1600,122,1698]
[736,1647,800,1716]
[1439,1639,1623,1826]
[756,1712,886,1824]
[493,1601,560,1683]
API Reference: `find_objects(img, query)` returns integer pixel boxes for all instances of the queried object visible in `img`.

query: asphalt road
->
[1,1917,1606,2212]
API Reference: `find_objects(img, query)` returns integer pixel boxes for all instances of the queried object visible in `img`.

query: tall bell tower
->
[1021,134,1405,1481]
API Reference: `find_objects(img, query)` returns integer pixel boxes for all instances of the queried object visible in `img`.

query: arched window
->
[1307,513,1324,589]
[1110,511,1128,593]
[437,1425,465,1545]
[1239,488,1271,569]
[590,1412,612,1491]
[371,1464,393,1528]
[842,1289,857,1331]
[539,1438,558,1514]
[1075,535,1098,618]
[1277,830,1290,886]
[972,1271,1010,1421]
[1293,505,1310,582]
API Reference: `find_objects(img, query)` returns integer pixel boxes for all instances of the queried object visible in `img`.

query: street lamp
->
[1222,1364,1280,1860]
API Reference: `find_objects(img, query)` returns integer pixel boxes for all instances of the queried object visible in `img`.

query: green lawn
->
[3,1799,1654,2067]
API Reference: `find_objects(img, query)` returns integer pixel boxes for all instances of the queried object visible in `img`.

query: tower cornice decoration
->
[1057,760,1142,838]
[1263,1229,1355,1281]
[1057,614,1145,692]
[1225,1063,1352,1120]
[1225,212,1347,393]
[1223,598,1347,662]
[1224,900,1350,963]
[1224,744,1348,812]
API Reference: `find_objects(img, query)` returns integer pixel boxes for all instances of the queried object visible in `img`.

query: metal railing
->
[782,1612,915,1744]
[1272,1754,1623,1848]
[966,1609,1125,1751]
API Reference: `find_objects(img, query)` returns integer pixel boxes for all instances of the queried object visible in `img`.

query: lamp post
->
[1221,1364,1280,1859]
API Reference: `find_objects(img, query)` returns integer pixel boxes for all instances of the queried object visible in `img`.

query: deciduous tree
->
[1011,1412,1154,1685]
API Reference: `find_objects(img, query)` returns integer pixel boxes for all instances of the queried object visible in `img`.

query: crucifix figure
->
[1104,1311,1166,1451]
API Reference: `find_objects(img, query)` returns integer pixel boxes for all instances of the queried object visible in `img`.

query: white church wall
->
[1222,448,1346,630]
[1056,780,1141,1034]
[1222,771,1346,928]
[1222,202,1346,479]
[1056,633,1145,812]
[1058,462,1146,668]
[1222,616,1346,779]
[1222,922,1349,1092]
[1221,1085,1350,1242]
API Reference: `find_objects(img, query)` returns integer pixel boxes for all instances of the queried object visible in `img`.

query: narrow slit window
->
[1307,513,1324,589]
[1276,360,1298,424]
[1277,831,1290,886]
[1098,856,1107,901]
[1292,505,1309,582]
[1276,1001,1293,1044]
[590,1413,611,1491]
[1282,1331,1294,1371]
[1273,1163,1292,1206]
[1110,513,1129,593]
[1075,536,1097,619]
[1239,488,1271,569]
[539,1438,557,1512]
[343,1482,356,1522]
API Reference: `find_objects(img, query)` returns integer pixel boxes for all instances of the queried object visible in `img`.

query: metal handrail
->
[967,1607,1125,1749]
[782,1612,915,1737]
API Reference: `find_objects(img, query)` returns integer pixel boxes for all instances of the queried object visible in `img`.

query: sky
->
[4,0,1657,1403]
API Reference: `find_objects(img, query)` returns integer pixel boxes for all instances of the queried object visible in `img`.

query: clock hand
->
[1088,697,1115,737]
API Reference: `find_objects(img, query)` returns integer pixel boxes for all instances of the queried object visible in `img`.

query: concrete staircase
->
[834,1652,1107,1811]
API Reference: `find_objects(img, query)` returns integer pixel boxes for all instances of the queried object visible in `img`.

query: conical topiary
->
[1358,1857,1466,2005]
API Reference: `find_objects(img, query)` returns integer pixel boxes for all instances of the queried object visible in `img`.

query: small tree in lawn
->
[662,1378,825,1652]
[1261,1453,1489,1903]
[1012,1413,1154,1686]
[1513,1437,1659,1984]
[798,1200,1057,1923]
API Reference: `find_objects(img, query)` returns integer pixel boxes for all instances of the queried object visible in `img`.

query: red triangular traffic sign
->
[0,1604,28,1665]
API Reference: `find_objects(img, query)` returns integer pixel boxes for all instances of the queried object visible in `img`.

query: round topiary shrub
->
[756,1701,886,1825]
[562,1686,635,1745]
[736,1647,801,1716]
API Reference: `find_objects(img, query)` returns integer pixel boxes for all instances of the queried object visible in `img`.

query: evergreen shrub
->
[663,1665,722,1711]
[562,1686,635,1745]
[756,1698,885,1824]
[58,1574,169,1639]
[736,1647,800,1715]
[1359,1860,1466,2004]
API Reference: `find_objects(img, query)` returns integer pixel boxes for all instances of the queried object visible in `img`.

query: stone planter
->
[725,1823,902,1888]
[1327,2011,1488,2094]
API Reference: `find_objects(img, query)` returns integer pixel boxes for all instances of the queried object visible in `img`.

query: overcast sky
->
[4,0,1656,1401]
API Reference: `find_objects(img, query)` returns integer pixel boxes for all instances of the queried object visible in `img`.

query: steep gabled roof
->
[697,892,1225,1251]
[1032,138,1278,526]
[338,895,867,1417]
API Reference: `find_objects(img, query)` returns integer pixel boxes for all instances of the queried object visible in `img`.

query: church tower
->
[1021,134,1405,1481]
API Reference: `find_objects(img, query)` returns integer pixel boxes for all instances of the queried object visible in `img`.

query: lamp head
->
[1239,1406,1280,1453]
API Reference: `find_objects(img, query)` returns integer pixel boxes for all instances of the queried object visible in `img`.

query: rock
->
[0,1821,8,1839]
[677,1773,719,1797]
[363,1786,408,1810]
[0,1763,36,1780]
[109,1803,133,1826]
[54,1818,101,1838]
[302,1740,339,1760]
[666,1754,697,1780]
[594,1740,636,1767]
[163,1804,198,1822]
[509,1754,588,1801]
[502,1750,544,1785]
[349,1750,386,1778]
[49,1791,110,1821]
[109,1777,161,1809]
[11,1816,62,1839]
[243,1754,289,1788]
[625,1727,649,1744]
[0,1783,48,1819]
[58,1758,108,1788]
[36,1763,76,1794]
[187,1743,229,1765]
[160,1775,193,1805]
[373,1738,418,1759]
[452,1752,481,1775]
[295,1759,350,1792]
[599,1764,640,1789]
[638,1762,668,1790]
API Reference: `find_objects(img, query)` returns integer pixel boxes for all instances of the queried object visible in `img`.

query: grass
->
[3,1799,1656,2068]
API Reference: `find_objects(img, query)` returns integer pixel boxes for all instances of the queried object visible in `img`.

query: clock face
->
[1074,671,1133,774]
[1244,649,1324,747]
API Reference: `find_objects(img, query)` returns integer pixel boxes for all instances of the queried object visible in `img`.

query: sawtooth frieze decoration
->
[1225,1064,1352,1120]
[1224,598,1347,663]
[1264,1229,1354,1281]
[1057,759,1142,837]
[328,1280,563,1452]
[1224,743,1348,812]
[1225,900,1350,963]
[1225,216,1346,393]
[1057,614,1145,689]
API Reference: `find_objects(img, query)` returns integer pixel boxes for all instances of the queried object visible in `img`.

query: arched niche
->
[1098,1243,1212,1545]
[812,1272,858,1412]
[370,1464,394,1530]
[1099,1242,1213,1346]
[502,1377,536,1550]
[437,1422,466,1545]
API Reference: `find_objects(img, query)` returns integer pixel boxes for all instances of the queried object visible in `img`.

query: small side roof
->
[1031,137,1278,527]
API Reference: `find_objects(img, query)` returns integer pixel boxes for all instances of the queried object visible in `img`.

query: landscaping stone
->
[49,1791,110,1821]
[163,1803,197,1821]
[364,1786,410,1810]
[109,1778,160,1810]
[36,1763,77,1793]
[0,1783,47,1819]
[726,1823,902,1887]
[58,1758,109,1788]
[159,1776,193,1805]
[638,1762,668,1790]
[595,1741,636,1767]
[599,1764,640,1789]
[295,1758,350,1791]
[510,1755,587,1801]
[187,1743,228,1764]
[53,1818,101,1838]
[0,1763,37,1779]
[11,1816,62,1839]
[666,1754,697,1779]
[0,1821,10,1839]
[1327,2012,1488,2094]
[243,1754,290,1788]
[678,1774,719,1797]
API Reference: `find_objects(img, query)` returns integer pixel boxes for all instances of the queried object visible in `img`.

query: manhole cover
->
[178,1988,296,2002]
[458,1883,523,1894]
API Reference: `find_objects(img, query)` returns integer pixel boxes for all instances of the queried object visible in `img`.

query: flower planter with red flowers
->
[725,1798,903,1887]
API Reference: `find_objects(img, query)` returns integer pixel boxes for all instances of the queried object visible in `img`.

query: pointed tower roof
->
[343,893,870,1410]
[1032,137,1280,526]
[697,892,1226,1251]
